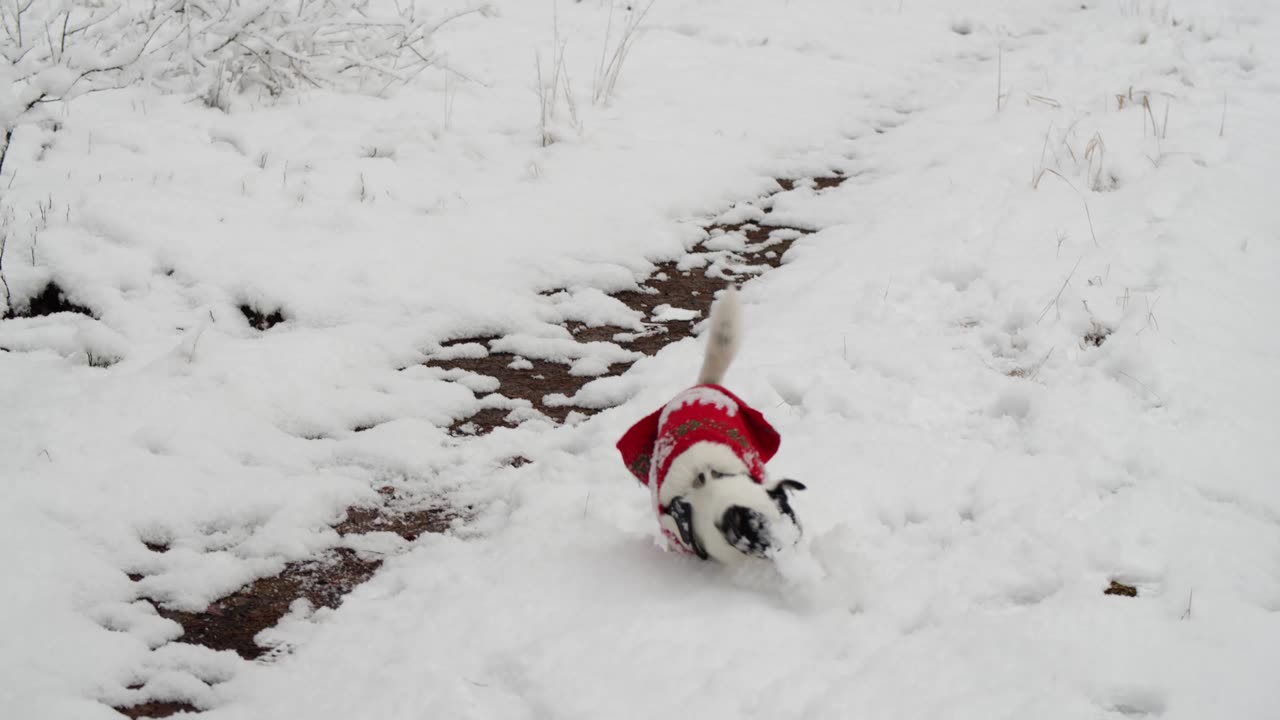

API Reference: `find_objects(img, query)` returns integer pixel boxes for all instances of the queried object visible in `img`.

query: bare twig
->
[0,210,10,315]
[1084,132,1105,190]
[593,0,654,105]
[424,5,492,36]
[1026,348,1054,381]
[1144,295,1160,331]
[1116,370,1164,406]
[1037,257,1083,324]
[1,1,481,186]
[1033,168,1099,247]
[536,51,552,147]
[0,128,13,177]
[995,44,1003,112]
[59,10,69,56]
[1036,121,1055,175]
[1141,96,1161,154]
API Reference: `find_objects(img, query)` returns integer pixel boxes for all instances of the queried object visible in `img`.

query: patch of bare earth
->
[154,548,381,660]
[114,502,453,717]
[1104,580,1139,597]
[238,304,285,331]
[430,174,839,433]
[2,280,95,319]
[115,699,199,719]
[110,173,842,717]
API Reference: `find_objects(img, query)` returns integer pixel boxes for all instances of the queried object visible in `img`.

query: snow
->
[650,303,699,322]
[3,0,1280,718]
[660,385,742,425]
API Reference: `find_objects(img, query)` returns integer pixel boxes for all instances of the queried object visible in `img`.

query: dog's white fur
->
[656,287,798,564]
[697,285,741,386]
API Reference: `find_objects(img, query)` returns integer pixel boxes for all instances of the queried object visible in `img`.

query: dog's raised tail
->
[697,286,741,386]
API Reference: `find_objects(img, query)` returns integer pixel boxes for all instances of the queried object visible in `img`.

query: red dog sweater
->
[616,384,781,552]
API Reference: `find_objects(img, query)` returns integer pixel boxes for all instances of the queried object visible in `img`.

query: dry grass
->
[593,1,655,106]
[1036,257,1083,324]
[1032,168,1099,247]
[536,4,581,147]
[1084,133,1106,191]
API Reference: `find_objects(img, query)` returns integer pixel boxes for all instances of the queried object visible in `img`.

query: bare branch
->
[0,200,11,314]
[1033,168,1100,247]
[1037,257,1082,324]
[58,10,69,56]
[1,0,483,175]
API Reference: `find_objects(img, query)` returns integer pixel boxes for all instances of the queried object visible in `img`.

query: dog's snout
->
[718,505,773,557]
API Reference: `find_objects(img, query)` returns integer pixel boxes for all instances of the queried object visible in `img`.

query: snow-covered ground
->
[3,0,1279,718]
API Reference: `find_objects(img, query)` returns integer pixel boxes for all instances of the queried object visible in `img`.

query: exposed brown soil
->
[440,335,502,348]
[1104,580,1138,597]
[813,173,848,191]
[239,304,285,331]
[3,281,95,319]
[429,178,824,432]
[564,321,626,344]
[1083,322,1112,348]
[154,547,382,660]
[437,348,601,426]
[115,503,453,715]
[115,700,199,718]
[141,503,452,663]
[334,504,455,542]
[450,405,523,435]
[113,174,831,717]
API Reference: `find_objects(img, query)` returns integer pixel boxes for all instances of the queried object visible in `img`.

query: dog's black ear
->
[773,479,807,494]
[767,479,806,524]
[664,497,708,560]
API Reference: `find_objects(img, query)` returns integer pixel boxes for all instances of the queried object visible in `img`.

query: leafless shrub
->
[0,205,11,315]
[156,1,495,105]
[1032,168,1100,247]
[1,2,167,175]
[1083,132,1106,190]
[1,1,491,174]
[535,4,580,147]
[592,0,653,106]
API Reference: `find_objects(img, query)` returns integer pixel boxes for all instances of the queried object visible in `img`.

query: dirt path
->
[113,171,847,717]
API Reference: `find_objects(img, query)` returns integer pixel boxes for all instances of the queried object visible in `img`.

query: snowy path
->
[3,1,1279,719]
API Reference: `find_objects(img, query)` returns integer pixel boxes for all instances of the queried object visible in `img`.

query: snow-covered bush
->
[0,1,490,172]
[151,1,493,110]
[591,0,652,106]
[0,1,160,174]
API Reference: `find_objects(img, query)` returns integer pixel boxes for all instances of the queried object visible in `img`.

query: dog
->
[616,286,806,563]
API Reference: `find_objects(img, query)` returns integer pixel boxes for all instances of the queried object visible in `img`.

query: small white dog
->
[617,287,805,563]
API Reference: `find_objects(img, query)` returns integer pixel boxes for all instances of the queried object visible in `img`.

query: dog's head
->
[663,470,807,563]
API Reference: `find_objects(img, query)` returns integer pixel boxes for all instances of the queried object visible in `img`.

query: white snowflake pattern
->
[657,386,738,429]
